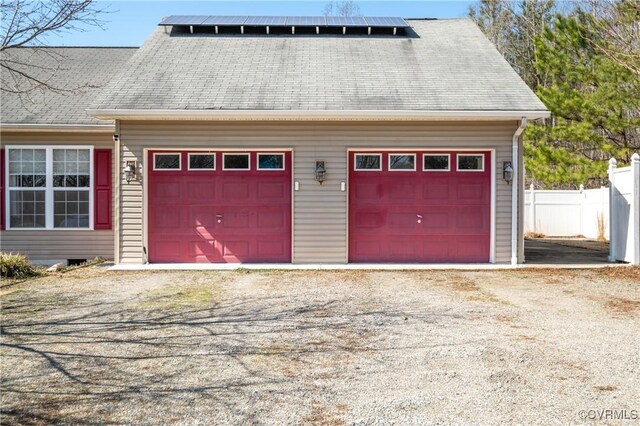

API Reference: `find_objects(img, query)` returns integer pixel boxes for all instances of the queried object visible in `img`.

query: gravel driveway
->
[1,267,639,425]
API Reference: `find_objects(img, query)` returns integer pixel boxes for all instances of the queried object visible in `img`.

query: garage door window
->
[258,154,285,170]
[223,154,250,170]
[6,146,93,229]
[354,154,382,171]
[188,153,215,170]
[154,153,181,170]
[423,154,450,171]
[457,154,484,171]
[389,154,416,171]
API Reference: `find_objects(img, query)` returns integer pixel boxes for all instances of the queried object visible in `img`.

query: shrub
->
[0,252,39,278]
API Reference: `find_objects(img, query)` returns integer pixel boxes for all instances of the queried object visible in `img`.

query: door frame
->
[345,148,496,263]
[143,147,294,264]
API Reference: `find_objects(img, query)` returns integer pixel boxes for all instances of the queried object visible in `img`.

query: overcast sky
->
[42,0,473,46]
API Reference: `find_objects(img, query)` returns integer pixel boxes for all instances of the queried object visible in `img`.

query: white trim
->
[4,145,94,231]
[187,153,216,171]
[353,153,382,171]
[388,153,417,171]
[152,152,182,171]
[512,118,527,265]
[1,123,114,133]
[490,150,496,264]
[456,154,485,172]
[87,109,551,121]
[222,153,251,171]
[257,153,285,171]
[422,153,451,172]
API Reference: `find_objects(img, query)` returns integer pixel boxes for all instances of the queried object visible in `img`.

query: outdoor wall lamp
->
[315,160,326,184]
[124,161,137,183]
[503,161,514,184]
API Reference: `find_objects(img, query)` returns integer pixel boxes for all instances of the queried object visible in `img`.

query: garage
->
[349,150,492,263]
[147,150,291,263]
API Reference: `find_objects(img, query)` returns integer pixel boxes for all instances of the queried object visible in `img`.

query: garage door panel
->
[257,182,286,198]
[350,150,491,263]
[152,207,183,230]
[187,181,216,200]
[148,150,291,263]
[354,182,382,201]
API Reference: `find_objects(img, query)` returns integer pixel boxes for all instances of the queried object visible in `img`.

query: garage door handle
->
[216,214,223,223]
[417,214,422,224]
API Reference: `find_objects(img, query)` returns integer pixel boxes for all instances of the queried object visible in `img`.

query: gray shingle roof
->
[1,47,137,125]
[90,19,547,113]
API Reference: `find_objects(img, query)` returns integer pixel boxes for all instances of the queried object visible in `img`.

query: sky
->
[43,0,474,47]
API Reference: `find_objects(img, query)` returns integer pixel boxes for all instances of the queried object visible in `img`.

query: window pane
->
[224,154,249,170]
[8,149,47,188]
[390,155,415,170]
[458,155,484,171]
[424,155,449,170]
[53,149,91,187]
[258,154,284,170]
[154,154,180,170]
[189,154,215,170]
[9,190,46,228]
[355,155,381,170]
[53,190,90,228]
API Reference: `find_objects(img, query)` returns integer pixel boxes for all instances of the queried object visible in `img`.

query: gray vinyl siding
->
[118,120,519,264]
[0,132,115,261]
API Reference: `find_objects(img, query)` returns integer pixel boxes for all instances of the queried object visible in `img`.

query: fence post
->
[579,184,585,237]
[631,153,640,265]
[529,184,535,233]
[608,158,617,262]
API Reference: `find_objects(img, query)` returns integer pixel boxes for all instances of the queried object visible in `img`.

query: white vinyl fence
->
[608,154,640,265]
[524,185,609,240]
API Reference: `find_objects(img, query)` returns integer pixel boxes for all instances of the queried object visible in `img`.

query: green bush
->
[0,252,38,278]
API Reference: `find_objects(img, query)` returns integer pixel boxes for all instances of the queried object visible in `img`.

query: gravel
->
[1,267,639,425]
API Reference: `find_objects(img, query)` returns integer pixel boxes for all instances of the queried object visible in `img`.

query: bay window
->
[6,146,93,230]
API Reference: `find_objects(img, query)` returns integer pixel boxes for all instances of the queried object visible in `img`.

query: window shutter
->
[0,149,4,230]
[94,149,112,230]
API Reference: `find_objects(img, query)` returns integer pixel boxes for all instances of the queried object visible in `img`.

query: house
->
[0,16,549,265]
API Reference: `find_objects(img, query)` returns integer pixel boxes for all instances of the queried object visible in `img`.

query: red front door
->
[148,151,291,263]
[349,151,491,263]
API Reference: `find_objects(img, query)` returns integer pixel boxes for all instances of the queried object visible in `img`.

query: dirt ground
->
[1,266,639,425]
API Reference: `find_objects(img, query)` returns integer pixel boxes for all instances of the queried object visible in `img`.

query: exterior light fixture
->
[315,160,326,184]
[124,161,137,183]
[503,161,514,184]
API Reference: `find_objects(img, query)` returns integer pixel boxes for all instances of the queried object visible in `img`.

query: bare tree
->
[323,1,361,17]
[1,0,107,95]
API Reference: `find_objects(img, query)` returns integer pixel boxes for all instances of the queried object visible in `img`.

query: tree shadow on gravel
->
[0,291,468,424]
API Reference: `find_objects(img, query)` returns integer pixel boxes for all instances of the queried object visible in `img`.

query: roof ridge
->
[14,46,139,49]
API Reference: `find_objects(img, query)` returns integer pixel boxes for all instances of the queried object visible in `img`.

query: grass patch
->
[139,282,224,309]
[0,252,41,279]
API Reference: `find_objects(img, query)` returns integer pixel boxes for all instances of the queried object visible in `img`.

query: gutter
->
[87,109,551,121]
[1,123,115,133]
[512,117,527,265]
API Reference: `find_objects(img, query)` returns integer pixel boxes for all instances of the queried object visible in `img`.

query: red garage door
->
[148,151,291,263]
[349,151,491,263]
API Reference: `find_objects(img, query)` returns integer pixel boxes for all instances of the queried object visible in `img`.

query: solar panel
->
[326,16,367,26]
[286,16,326,26]
[244,16,287,26]
[364,17,409,28]
[159,16,208,26]
[201,16,248,26]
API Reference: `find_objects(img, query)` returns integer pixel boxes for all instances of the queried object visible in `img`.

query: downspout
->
[512,117,527,265]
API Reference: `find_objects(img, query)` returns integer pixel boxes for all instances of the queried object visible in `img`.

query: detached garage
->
[1,15,549,265]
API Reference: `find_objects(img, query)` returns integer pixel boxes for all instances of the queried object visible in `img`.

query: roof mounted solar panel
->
[286,16,326,26]
[201,16,248,26]
[159,16,208,26]
[244,16,287,26]
[364,17,409,28]
[326,16,367,27]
